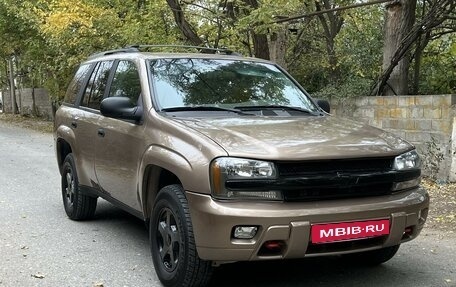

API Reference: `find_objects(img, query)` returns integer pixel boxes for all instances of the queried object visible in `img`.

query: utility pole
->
[8,57,16,114]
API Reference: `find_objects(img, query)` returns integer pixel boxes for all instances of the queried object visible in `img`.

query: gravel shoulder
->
[422,179,456,235]
[0,114,53,133]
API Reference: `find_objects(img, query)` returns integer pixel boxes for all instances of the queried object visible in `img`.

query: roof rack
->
[127,44,242,56]
[88,44,242,59]
[88,47,139,59]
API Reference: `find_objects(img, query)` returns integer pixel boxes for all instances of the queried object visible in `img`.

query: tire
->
[346,245,400,266]
[61,153,97,220]
[150,184,213,287]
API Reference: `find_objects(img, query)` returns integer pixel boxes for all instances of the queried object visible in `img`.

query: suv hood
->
[175,116,412,160]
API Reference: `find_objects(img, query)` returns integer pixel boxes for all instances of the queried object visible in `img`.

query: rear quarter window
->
[64,64,92,105]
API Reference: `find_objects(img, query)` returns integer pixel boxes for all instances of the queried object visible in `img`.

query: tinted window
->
[108,60,141,104]
[149,59,318,112]
[64,64,92,105]
[81,61,113,110]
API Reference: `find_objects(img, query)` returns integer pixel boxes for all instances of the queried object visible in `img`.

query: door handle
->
[97,128,105,137]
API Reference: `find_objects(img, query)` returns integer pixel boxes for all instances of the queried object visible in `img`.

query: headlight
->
[210,157,282,200]
[392,150,421,191]
[393,150,421,170]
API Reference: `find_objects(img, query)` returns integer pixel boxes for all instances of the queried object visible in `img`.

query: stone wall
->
[331,95,456,182]
[1,88,53,119]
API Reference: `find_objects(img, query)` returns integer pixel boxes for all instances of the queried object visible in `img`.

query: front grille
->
[277,158,393,176]
[276,158,397,202]
[282,182,394,201]
[225,157,421,202]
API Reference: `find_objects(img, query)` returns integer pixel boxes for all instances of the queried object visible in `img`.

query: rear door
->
[94,60,145,212]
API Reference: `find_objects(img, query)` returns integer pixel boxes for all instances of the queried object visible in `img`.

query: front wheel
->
[150,185,213,287]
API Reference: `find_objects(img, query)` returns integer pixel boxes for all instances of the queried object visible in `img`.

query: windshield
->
[148,58,319,114]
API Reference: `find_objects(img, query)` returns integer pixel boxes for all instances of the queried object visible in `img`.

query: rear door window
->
[80,61,114,110]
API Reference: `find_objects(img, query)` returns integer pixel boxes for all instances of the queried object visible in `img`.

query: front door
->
[94,60,145,212]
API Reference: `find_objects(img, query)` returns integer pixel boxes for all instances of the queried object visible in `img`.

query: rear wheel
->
[61,153,97,220]
[150,184,213,287]
[346,245,400,265]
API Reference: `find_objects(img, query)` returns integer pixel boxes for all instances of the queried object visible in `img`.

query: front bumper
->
[186,187,429,262]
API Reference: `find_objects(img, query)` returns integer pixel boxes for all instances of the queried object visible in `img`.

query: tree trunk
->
[411,34,427,95]
[381,0,416,96]
[370,0,453,96]
[315,0,343,82]
[166,0,203,46]
[8,58,17,114]
[31,85,38,116]
[269,29,287,68]
[251,34,270,60]
[241,0,270,60]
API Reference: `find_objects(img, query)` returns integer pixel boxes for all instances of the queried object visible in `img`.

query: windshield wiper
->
[160,106,253,115]
[234,105,317,115]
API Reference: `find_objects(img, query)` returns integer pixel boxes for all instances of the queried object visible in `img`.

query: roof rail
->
[88,45,242,60]
[127,44,242,56]
[88,47,139,60]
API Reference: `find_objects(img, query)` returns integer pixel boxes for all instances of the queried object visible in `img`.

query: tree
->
[0,0,454,108]
[371,0,455,95]
[381,0,416,96]
[314,0,345,82]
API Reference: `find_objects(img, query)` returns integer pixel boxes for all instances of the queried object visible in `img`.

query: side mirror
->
[317,99,330,113]
[100,97,142,122]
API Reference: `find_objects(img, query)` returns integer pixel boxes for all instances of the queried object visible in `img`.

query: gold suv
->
[54,45,429,287]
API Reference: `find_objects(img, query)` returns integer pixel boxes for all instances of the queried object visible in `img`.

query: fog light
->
[233,226,258,239]
[392,177,421,191]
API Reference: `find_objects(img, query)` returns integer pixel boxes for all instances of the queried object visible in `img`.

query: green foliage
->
[0,0,454,102]
[312,75,372,102]
[335,6,384,81]
[418,36,456,94]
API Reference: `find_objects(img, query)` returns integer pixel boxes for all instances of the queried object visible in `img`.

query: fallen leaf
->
[93,283,104,287]
[31,273,45,279]
[21,246,28,250]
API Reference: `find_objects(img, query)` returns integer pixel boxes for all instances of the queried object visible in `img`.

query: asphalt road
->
[0,121,455,287]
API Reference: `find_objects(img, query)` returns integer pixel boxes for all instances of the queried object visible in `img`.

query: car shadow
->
[209,256,393,286]
[84,201,434,287]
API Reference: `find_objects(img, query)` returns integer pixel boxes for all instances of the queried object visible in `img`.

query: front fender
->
[138,142,221,215]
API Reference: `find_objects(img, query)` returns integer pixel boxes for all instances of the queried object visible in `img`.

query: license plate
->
[311,219,390,244]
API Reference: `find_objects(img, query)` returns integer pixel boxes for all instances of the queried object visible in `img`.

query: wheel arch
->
[55,125,77,175]
[56,138,73,175]
[142,165,183,222]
